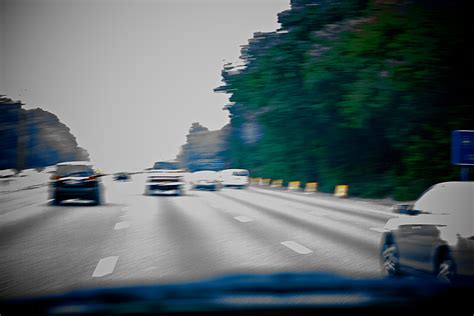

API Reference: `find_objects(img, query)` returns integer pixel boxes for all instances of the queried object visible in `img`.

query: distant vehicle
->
[49,161,104,205]
[113,172,130,181]
[0,169,16,178]
[190,170,221,191]
[380,181,474,281]
[152,160,183,172]
[145,172,185,196]
[18,168,38,177]
[145,160,186,196]
[219,169,249,188]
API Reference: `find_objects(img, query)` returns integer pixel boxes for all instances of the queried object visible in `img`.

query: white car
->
[145,172,185,196]
[190,171,221,191]
[380,181,474,281]
[219,169,249,188]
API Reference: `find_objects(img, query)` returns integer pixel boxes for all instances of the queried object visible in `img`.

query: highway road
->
[0,174,399,299]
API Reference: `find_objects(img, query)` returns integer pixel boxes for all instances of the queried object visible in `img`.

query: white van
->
[219,169,249,188]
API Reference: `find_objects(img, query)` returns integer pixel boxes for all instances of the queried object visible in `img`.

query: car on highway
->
[113,172,130,181]
[145,160,186,196]
[219,168,249,188]
[380,181,474,281]
[49,161,104,205]
[190,170,221,191]
[145,172,185,196]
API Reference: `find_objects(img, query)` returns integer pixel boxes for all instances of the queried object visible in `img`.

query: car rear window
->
[232,170,249,176]
[56,165,93,177]
[153,162,179,170]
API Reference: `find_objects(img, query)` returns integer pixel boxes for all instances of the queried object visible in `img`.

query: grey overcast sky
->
[0,0,289,172]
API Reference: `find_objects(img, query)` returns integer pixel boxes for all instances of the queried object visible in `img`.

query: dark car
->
[114,172,130,181]
[380,181,474,281]
[49,161,104,205]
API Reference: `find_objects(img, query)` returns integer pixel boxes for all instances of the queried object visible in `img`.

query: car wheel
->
[435,252,456,282]
[381,242,400,277]
[52,196,62,205]
[92,191,102,206]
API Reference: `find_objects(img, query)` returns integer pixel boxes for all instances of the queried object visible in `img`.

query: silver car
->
[380,181,474,281]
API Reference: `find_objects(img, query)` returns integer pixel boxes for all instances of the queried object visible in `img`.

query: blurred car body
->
[219,168,249,188]
[190,170,221,191]
[145,160,186,196]
[114,172,130,181]
[49,161,103,205]
[0,169,16,178]
[381,181,474,280]
[152,160,185,172]
[145,173,185,196]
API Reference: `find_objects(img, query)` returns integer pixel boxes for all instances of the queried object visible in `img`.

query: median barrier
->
[250,178,261,185]
[288,181,300,191]
[334,185,348,197]
[304,182,318,192]
[259,178,271,185]
[271,179,283,187]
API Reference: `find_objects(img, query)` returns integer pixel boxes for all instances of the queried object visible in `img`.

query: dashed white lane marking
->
[370,227,389,233]
[114,221,131,230]
[281,241,313,254]
[92,256,118,277]
[234,216,254,223]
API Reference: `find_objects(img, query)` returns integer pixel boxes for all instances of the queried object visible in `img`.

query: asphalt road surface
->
[0,174,399,299]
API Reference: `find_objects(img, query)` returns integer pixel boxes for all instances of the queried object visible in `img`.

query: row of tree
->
[213,0,473,200]
[0,95,89,171]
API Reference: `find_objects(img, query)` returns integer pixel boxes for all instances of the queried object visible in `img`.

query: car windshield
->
[1,0,473,311]
[56,165,93,177]
[232,170,249,177]
[153,162,179,170]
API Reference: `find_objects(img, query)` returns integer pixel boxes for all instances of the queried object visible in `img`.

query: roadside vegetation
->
[215,0,473,200]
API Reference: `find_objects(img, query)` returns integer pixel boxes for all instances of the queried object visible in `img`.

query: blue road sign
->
[451,130,474,166]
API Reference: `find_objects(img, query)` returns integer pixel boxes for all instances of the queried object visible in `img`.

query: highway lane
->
[0,174,392,299]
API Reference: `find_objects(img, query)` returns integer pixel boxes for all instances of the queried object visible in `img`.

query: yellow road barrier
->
[305,182,318,192]
[259,178,271,185]
[288,181,300,191]
[334,185,348,197]
[271,179,283,187]
[250,177,261,185]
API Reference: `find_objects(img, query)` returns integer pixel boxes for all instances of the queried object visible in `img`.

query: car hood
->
[384,214,448,230]
[3,272,470,315]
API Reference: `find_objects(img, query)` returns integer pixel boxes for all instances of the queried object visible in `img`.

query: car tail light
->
[51,175,60,181]
[86,176,97,181]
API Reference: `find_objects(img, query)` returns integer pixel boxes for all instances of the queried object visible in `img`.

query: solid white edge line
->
[281,241,313,254]
[251,187,400,218]
[92,256,119,277]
